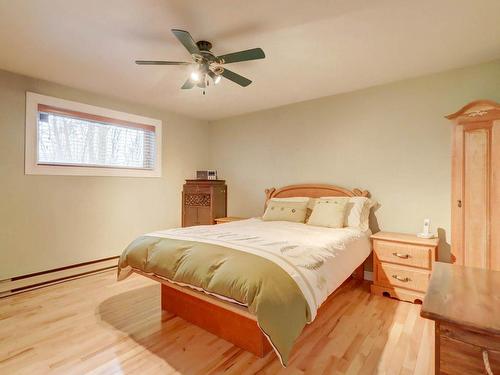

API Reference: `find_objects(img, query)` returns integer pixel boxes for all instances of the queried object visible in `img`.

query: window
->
[37,105,156,170]
[25,92,162,177]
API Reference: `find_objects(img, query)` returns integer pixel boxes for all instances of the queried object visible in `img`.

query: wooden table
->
[421,262,500,374]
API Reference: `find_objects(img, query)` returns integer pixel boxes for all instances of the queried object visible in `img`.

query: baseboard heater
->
[0,256,119,298]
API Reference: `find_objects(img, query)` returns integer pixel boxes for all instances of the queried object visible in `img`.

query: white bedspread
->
[147,218,371,321]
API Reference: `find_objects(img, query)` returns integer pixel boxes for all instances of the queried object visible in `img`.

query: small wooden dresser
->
[182,180,227,227]
[421,262,500,374]
[370,231,439,303]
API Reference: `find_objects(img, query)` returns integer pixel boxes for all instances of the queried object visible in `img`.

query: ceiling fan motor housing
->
[196,40,212,52]
[194,40,216,64]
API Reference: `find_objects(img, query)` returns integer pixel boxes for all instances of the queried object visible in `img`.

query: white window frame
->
[25,92,162,177]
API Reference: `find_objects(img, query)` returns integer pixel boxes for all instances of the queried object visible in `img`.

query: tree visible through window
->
[37,105,156,170]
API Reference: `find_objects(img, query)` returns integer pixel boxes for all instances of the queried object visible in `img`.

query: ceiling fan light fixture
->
[214,75,222,84]
[190,70,200,82]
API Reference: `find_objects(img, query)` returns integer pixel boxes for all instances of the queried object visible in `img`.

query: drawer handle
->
[392,252,410,259]
[483,350,493,375]
[392,275,411,282]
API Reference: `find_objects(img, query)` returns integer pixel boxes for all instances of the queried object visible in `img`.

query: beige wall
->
[2,60,499,278]
[208,60,500,262]
[0,69,209,279]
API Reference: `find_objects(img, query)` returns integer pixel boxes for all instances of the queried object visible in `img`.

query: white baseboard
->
[364,271,374,281]
[0,256,119,297]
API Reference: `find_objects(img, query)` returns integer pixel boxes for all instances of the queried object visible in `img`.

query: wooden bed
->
[132,183,371,358]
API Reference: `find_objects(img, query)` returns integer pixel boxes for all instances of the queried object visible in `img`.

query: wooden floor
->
[0,270,434,374]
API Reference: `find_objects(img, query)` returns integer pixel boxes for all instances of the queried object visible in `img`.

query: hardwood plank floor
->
[0,270,434,374]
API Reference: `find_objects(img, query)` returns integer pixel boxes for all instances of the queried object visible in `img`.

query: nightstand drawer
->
[376,262,430,292]
[374,240,433,269]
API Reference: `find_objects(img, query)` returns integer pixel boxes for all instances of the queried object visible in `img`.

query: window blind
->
[36,104,156,170]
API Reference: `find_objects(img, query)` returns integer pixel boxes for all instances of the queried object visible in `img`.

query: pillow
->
[262,200,308,223]
[269,197,315,220]
[268,197,316,209]
[306,198,347,228]
[358,197,376,231]
[319,196,375,231]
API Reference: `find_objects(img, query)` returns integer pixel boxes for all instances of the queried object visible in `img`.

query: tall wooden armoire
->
[182,180,227,227]
[447,100,500,270]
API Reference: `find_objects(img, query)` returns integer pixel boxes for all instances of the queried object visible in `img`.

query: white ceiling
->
[0,0,499,121]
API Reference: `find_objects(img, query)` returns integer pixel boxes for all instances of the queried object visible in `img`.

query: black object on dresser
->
[182,180,227,227]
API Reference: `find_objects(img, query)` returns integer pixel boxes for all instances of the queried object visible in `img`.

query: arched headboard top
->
[265,183,370,204]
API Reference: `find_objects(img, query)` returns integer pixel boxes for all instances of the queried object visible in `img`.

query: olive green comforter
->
[118,235,311,365]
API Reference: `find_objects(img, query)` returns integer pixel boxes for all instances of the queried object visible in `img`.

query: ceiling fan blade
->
[171,29,201,56]
[135,60,190,65]
[221,69,252,87]
[217,48,265,64]
[181,79,195,89]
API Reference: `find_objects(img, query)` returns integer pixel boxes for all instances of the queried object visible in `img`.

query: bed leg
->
[352,263,364,280]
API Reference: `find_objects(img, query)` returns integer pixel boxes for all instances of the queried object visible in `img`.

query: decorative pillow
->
[346,197,375,231]
[318,196,375,231]
[358,198,376,231]
[262,200,308,223]
[306,198,347,228]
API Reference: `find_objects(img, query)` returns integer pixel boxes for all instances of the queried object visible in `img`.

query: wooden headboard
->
[265,183,370,205]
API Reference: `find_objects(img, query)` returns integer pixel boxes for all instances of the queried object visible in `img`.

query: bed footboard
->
[161,283,272,357]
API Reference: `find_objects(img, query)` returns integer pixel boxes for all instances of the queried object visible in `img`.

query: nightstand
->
[214,217,246,224]
[370,231,439,303]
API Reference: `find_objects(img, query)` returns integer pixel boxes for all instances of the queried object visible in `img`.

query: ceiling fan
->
[135,29,265,92]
